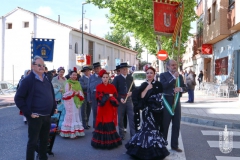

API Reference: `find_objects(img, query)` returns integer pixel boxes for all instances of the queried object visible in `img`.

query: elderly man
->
[87,62,102,128]
[112,62,136,140]
[15,56,57,160]
[160,60,187,152]
[79,66,92,129]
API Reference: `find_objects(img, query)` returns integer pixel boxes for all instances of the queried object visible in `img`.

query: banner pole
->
[172,2,184,113]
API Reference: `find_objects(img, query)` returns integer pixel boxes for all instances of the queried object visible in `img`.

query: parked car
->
[132,71,146,87]
[0,81,17,94]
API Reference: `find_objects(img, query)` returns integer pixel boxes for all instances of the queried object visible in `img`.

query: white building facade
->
[182,36,195,71]
[0,7,138,83]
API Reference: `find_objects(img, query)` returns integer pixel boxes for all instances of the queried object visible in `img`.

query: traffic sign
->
[157,50,168,61]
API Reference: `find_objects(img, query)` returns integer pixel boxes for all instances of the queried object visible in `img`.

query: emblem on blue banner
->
[32,38,55,62]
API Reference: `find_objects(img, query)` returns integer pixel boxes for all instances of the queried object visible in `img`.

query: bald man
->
[160,60,187,152]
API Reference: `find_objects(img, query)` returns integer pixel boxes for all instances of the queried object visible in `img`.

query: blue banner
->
[115,58,121,66]
[32,38,55,62]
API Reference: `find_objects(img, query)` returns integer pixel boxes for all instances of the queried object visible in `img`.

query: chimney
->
[58,15,60,23]
[89,19,92,34]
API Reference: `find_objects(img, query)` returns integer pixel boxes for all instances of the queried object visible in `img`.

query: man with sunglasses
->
[15,56,57,160]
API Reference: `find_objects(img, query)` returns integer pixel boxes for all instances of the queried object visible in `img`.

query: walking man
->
[79,66,92,129]
[112,62,136,140]
[14,56,57,160]
[160,60,187,152]
[87,62,102,128]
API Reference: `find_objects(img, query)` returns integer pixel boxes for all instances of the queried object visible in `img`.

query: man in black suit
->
[160,60,187,152]
[79,66,92,129]
[112,63,136,140]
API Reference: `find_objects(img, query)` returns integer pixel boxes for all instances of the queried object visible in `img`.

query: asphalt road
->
[1,106,240,160]
[181,123,240,160]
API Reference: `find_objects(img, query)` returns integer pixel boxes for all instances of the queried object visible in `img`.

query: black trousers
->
[123,110,127,129]
[81,99,91,127]
[26,116,51,160]
[160,96,181,149]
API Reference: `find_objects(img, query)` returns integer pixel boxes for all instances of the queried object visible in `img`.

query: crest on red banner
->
[202,44,213,54]
[153,0,179,36]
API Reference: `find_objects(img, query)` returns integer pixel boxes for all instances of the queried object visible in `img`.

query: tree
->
[104,28,132,49]
[87,0,197,58]
[132,41,144,60]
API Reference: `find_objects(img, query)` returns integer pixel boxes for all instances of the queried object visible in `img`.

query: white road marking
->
[207,141,240,149]
[216,156,240,160]
[201,130,240,136]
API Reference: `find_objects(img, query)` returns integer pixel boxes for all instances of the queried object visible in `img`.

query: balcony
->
[203,0,231,44]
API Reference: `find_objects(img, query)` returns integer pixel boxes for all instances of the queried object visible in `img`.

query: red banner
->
[202,44,213,54]
[153,0,179,35]
[86,55,91,65]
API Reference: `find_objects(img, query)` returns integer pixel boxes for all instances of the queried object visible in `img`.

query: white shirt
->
[168,71,183,92]
[121,74,127,79]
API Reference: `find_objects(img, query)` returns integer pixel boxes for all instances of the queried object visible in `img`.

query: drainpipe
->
[1,16,5,81]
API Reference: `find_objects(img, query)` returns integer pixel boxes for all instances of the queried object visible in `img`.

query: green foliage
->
[132,41,144,59]
[104,28,131,49]
[87,0,197,57]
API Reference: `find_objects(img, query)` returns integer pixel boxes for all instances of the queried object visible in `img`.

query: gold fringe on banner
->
[172,2,184,44]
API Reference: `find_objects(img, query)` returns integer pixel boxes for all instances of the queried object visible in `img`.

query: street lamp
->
[82,2,88,55]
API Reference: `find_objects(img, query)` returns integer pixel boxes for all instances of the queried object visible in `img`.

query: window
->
[88,41,94,65]
[7,23,12,29]
[229,0,235,10]
[24,22,29,28]
[212,2,216,21]
[215,57,228,75]
[74,43,78,54]
[208,8,211,25]
[229,0,235,6]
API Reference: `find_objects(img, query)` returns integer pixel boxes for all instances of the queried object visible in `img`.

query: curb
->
[181,114,240,129]
[0,103,15,107]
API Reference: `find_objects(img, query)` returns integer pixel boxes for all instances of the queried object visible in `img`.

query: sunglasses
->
[33,63,46,68]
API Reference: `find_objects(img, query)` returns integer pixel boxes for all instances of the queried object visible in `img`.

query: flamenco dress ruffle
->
[91,122,122,149]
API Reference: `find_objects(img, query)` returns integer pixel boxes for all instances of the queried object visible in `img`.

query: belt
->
[163,94,174,97]
[119,94,128,98]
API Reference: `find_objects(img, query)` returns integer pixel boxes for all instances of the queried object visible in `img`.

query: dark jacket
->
[132,80,163,131]
[112,74,136,101]
[198,73,203,82]
[160,71,187,97]
[14,72,57,118]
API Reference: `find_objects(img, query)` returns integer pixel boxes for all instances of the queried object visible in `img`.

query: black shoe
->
[84,126,90,129]
[171,147,182,152]
[87,125,91,128]
[121,137,125,140]
[185,101,190,103]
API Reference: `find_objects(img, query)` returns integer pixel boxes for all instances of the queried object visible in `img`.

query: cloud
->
[36,6,53,17]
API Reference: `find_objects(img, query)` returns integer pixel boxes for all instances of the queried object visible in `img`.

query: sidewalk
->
[0,93,15,107]
[1,90,240,129]
[181,90,240,129]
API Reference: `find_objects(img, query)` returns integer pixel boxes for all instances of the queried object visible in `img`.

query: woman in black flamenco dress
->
[125,67,170,160]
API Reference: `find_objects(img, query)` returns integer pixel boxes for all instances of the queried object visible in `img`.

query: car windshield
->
[133,73,146,80]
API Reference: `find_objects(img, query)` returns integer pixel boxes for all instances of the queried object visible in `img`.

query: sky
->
[0,0,196,63]
[0,0,112,37]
